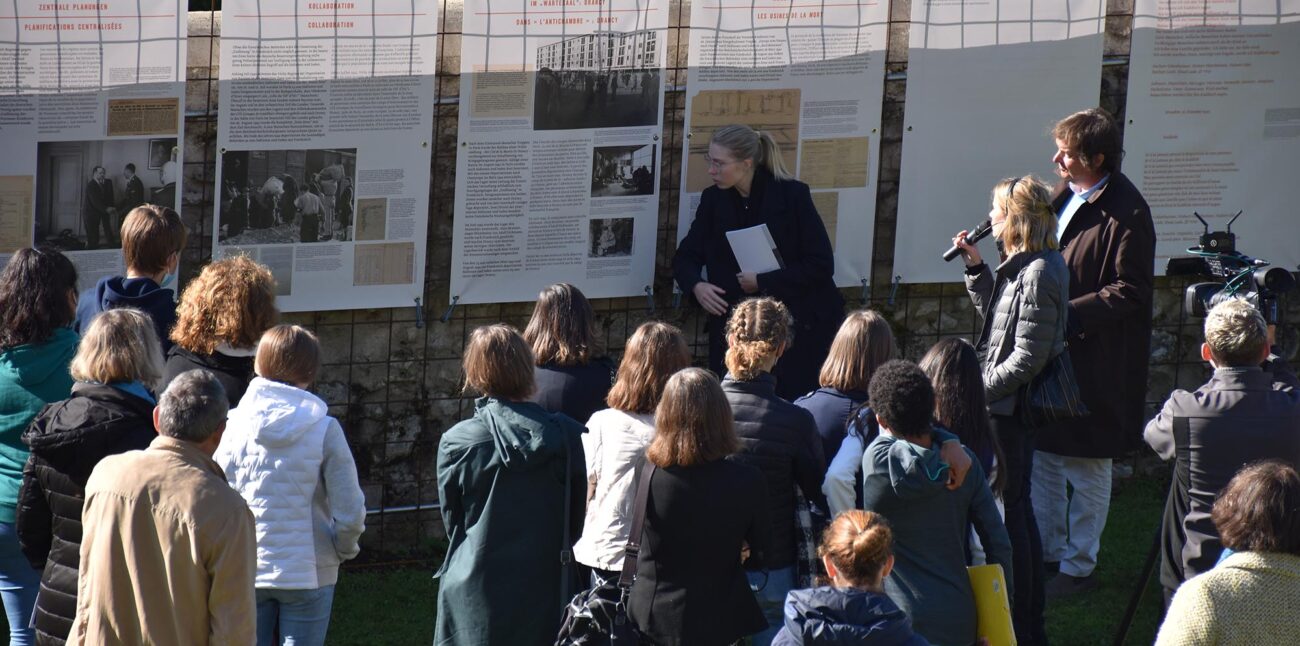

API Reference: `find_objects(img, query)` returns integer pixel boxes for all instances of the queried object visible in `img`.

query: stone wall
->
[180,2,1299,561]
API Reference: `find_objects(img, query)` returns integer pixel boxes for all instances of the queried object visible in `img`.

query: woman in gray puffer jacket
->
[952,175,1067,646]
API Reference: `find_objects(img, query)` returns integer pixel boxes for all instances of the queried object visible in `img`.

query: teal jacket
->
[434,397,586,646]
[861,429,1012,646]
[0,328,78,523]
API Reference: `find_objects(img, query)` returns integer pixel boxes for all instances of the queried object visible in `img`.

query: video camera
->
[1165,212,1296,325]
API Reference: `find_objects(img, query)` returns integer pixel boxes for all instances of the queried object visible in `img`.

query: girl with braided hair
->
[772,511,928,645]
[719,297,828,645]
[951,175,1067,645]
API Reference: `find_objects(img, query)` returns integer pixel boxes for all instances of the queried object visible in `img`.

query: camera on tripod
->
[1165,212,1296,325]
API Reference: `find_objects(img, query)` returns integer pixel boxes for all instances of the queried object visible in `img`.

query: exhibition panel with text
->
[1126,0,1300,274]
[449,0,669,304]
[677,0,889,288]
[0,0,187,289]
[214,0,439,311]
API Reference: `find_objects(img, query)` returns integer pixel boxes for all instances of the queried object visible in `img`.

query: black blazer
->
[161,345,256,407]
[673,168,842,320]
[673,169,845,398]
[533,359,615,425]
[628,459,770,646]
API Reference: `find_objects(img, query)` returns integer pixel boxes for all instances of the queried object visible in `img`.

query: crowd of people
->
[1,106,1297,646]
[0,204,363,645]
[435,112,1298,646]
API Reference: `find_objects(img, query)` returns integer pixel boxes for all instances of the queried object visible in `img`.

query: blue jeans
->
[746,566,794,646]
[0,522,37,646]
[255,585,336,646]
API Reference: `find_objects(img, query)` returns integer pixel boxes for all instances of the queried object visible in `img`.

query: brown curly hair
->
[724,297,792,381]
[170,255,279,355]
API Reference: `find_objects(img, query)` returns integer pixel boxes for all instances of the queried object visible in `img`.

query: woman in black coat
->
[160,255,279,406]
[673,124,844,401]
[16,309,165,645]
[523,283,614,424]
[629,368,769,646]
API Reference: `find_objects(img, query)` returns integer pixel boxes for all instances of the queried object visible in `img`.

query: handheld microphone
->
[942,219,993,262]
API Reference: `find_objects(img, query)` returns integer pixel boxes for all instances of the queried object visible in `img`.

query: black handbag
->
[1018,348,1090,428]
[555,461,656,646]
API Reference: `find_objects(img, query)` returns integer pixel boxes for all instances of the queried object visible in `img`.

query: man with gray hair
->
[1144,298,1300,604]
[71,370,256,645]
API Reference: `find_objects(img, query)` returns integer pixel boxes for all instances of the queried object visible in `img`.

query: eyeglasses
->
[703,156,738,171]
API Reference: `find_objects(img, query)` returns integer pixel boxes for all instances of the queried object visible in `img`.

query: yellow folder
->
[968,563,1017,646]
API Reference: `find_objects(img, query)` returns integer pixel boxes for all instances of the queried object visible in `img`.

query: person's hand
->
[941,440,972,490]
[692,281,729,316]
[737,272,759,294]
[952,230,982,267]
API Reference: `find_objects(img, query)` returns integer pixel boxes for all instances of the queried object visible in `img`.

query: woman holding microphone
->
[952,175,1068,646]
[673,125,843,400]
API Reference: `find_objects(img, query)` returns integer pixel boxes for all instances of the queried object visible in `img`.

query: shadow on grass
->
[1045,473,1169,646]
[328,566,438,645]
[324,474,1171,645]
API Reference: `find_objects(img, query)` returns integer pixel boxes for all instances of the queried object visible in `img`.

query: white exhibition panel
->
[675,0,891,288]
[214,0,438,312]
[449,0,669,304]
[893,0,1105,284]
[0,0,187,288]
[1126,0,1300,274]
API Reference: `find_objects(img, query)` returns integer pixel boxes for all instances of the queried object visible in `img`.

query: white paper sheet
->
[726,224,783,274]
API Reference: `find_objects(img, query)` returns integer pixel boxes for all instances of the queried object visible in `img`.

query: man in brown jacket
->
[1033,108,1156,599]
[71,370,256,645]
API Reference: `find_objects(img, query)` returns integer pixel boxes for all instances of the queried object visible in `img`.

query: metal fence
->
[178,1,1299,563]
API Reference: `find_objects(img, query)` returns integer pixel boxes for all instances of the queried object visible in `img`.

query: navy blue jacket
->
[532,359,615,425]
[74,276,176,352]
[773,587,930,645]
[724,373,827,570]
[794,387,868,462]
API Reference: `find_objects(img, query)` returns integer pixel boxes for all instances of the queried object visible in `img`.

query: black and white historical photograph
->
[534,29,662,130]
[219,148,356,245]
[34,137,178,252]
[588,217,635,258]
[591,144,656,197]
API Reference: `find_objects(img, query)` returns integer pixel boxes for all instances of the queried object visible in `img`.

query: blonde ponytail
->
[711,124,793,181]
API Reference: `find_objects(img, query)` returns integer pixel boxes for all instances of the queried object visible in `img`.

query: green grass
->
[323,474,1169,645]
[1044,473,1168,646]
[328,566,437,645]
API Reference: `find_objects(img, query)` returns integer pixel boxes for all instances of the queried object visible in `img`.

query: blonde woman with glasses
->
[673,124,844,400]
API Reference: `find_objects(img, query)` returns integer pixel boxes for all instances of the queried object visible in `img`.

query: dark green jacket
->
[434,397,586,646]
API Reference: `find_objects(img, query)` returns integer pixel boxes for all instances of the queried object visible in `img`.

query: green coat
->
[434,397,586,646]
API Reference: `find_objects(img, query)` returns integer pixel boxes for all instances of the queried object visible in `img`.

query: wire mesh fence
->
[177,0,1299,564]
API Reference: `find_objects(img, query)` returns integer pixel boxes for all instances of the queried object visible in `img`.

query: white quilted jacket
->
[216,377,366,589]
